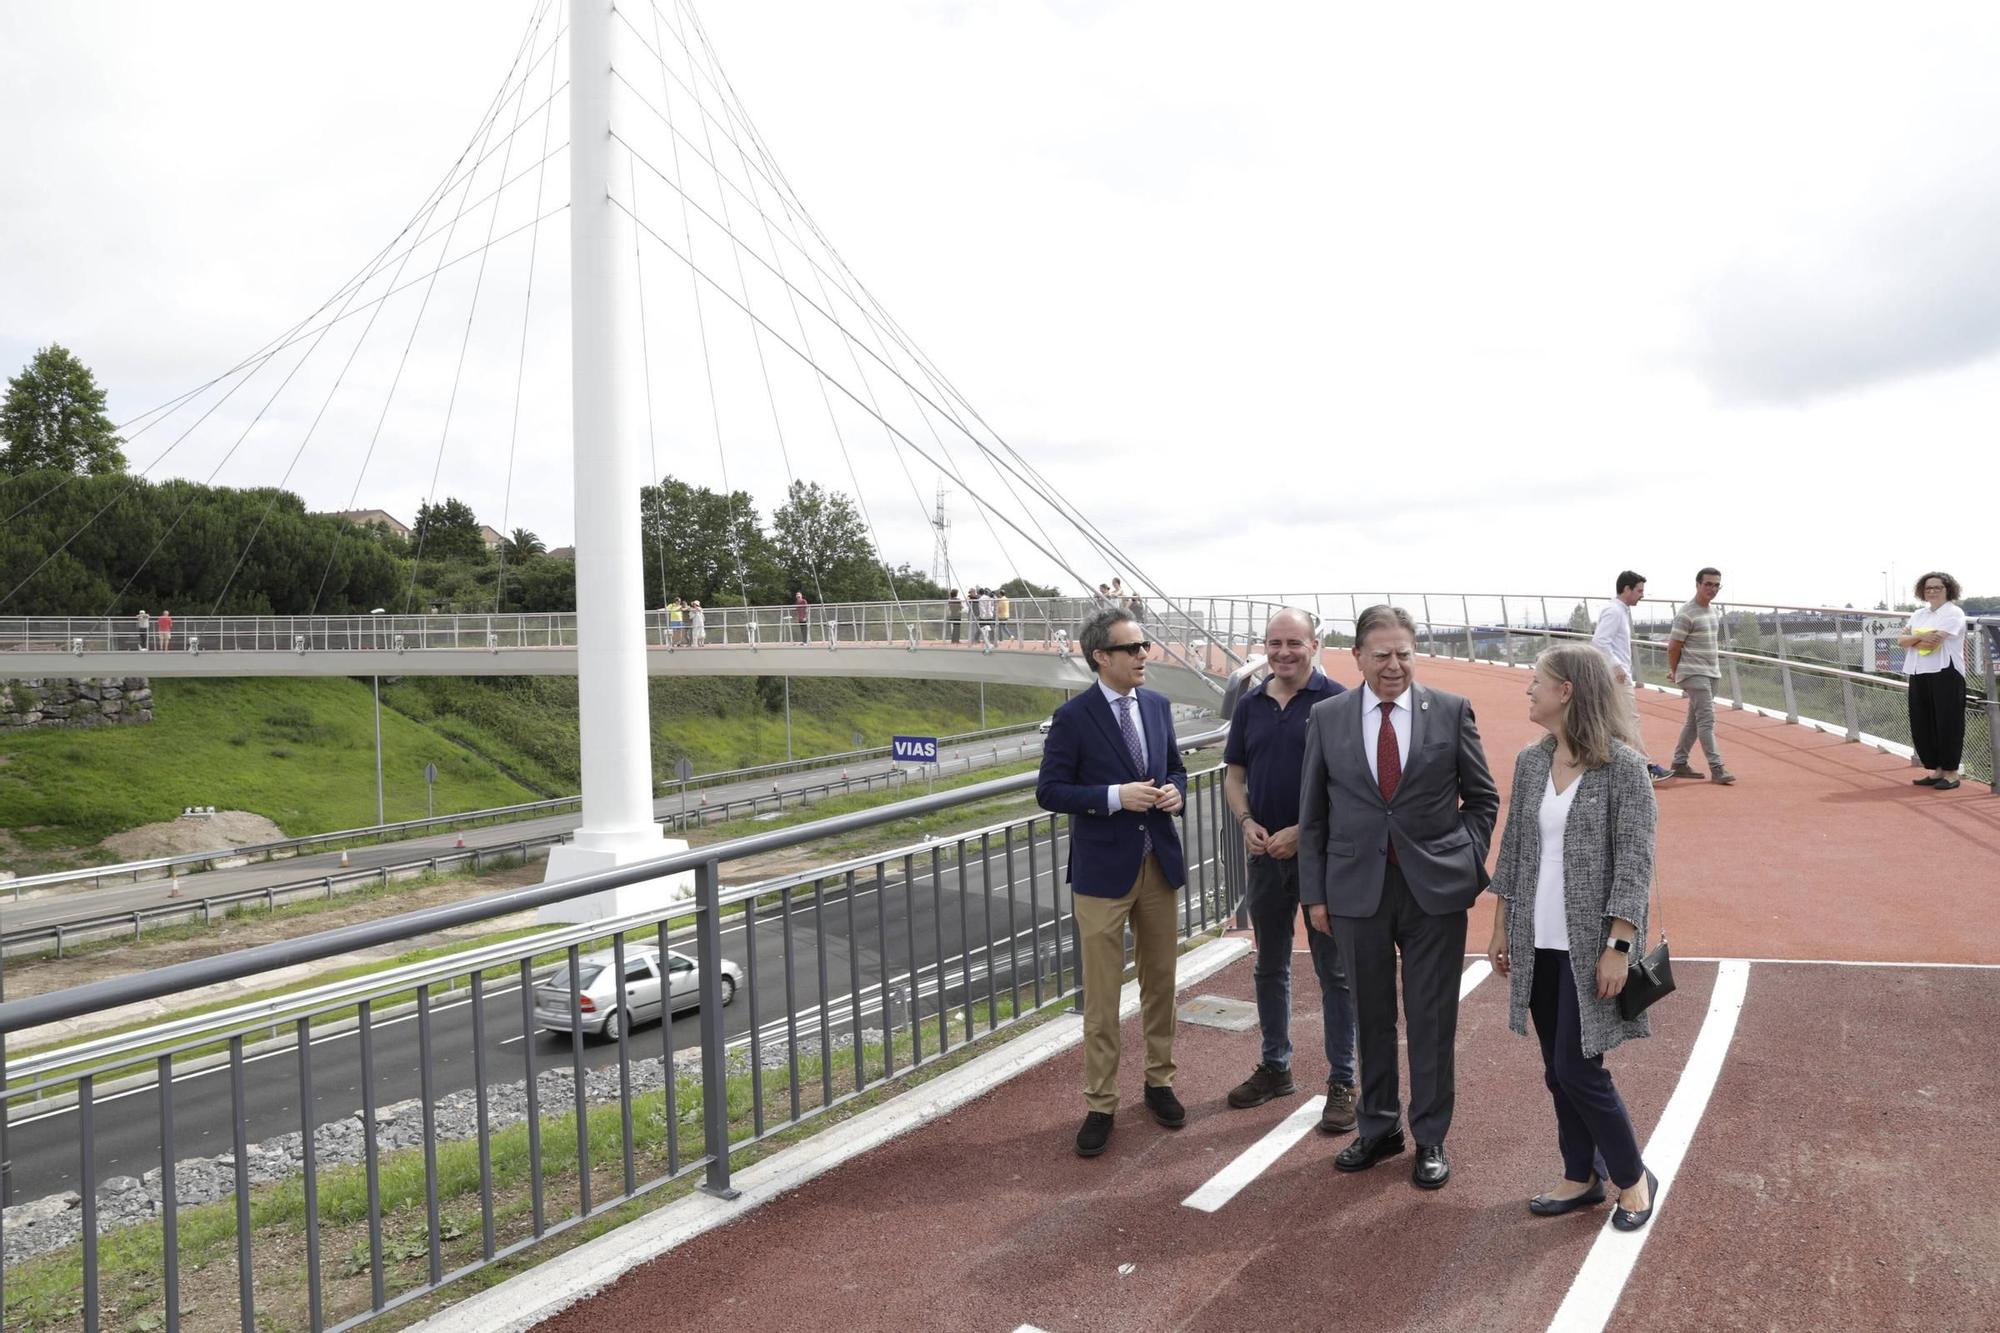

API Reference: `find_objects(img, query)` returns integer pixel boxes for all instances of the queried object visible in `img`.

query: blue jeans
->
[1246,854,1356,1086]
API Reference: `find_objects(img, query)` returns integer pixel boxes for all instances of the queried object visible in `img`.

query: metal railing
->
[2,734,1059,957]
[2,720,1048,900]
[1185,595,1998,791]
[0,730,1243,1331]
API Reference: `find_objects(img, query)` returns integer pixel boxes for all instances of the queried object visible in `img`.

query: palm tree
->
[502,527,545,564]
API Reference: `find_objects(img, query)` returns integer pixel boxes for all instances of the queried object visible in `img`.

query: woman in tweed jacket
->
[1486,645,1660,1231]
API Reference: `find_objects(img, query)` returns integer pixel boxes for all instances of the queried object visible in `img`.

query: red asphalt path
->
[534,658,2000,1333]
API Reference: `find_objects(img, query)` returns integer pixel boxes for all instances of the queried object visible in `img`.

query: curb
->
[410,933,1252,1333]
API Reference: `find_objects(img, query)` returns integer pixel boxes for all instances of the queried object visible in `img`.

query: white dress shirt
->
[1098,679,1147,812]
[1359,684,1413,786]
[1593,601,1633,674]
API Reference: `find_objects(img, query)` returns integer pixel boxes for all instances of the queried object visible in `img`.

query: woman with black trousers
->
[1900,572,1968,791]
[1487,644,1660,1231]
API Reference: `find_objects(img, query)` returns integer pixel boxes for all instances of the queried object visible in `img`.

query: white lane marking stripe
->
[1014,1326,1054,1332]
[1181,1094,1327,1213]
[1546,959,1751,1333]
[1179,961,1491,1215]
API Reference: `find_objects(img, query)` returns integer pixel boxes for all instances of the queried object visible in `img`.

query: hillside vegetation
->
[0,675,1062,872]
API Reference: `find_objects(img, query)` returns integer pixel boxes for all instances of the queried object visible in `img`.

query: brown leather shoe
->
[1227,1063,1296,1109]
[1319,1082,1358,1135]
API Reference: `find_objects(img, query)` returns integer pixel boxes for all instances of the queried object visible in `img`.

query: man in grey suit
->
[1299,604,1499,1189]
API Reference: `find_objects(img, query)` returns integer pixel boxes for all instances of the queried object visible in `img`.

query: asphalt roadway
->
[5,791,1229,1205]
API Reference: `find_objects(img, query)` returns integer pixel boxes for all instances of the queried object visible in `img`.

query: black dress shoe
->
[1144,1084,1186,1128]
[1912,776,1941,786]
[1934,779,1962,791]
[1529,1176,1607,1216]
[1333,1128,1406,1172]
[1075,1111,1114,1157]
[1611,1168,1659,1231]
[1412,1143,1450,1190]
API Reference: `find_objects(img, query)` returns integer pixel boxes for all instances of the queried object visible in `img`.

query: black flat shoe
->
[1912,776,1941,786]
[1529,1177,1607,1216]
[1075,1111,1114,1157]
[1334,1128,1406,1172]
[1412,1143,1450,1190]
[1611,1168,1659,1232]
[1934,779,1962,791]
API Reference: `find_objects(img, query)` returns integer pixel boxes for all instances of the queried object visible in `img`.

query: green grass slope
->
[0,678,539,864]
[0,675,1064,870]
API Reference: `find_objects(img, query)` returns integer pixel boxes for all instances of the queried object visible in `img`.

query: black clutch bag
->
[1618,935,1674,1020]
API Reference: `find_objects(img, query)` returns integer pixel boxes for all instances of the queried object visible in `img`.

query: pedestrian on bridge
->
[156,608,173,652]
[668,596,684,646]
[1037,606,1188,1158]
[1487,644,1660,1232]
[1222,608,1358,1133]
[1665,569,1733,784]
[1298,604,1499,1190]
[689,599,706,647]
[1591,571,1671,782]
[135,608,150,652]
[793,590,810,643]
[996,590,1012,641]
[947,589,963,643]
[1901,571,1968,791]
[976,587,996,642]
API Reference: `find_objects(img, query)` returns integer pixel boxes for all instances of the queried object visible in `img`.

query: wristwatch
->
[1608,937,1632,954]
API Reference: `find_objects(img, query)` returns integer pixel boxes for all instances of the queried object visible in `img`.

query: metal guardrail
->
[1,735,1057,957]
[1178,594,1997,793]
[0,727,1241,1331]
[3,720,1048,899]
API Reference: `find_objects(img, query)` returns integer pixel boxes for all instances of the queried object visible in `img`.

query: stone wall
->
[0,677,153,730]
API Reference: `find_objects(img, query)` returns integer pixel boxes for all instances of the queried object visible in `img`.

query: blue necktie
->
[1118,695,1152,859]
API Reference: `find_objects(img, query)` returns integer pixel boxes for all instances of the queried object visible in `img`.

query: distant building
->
[329,508,410,538]
[546,546,576,561]
[480,525,505,551]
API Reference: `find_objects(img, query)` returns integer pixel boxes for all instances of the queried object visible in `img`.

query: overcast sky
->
[5,0,1997,611]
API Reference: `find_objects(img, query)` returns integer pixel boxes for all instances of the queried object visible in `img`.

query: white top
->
[1592,602,1633,673]
[978,593,996,619]
[1360,684,1414,786]
[1904,603,1967,675]
[1532,770,1580,952]
[1098,680,1147,813]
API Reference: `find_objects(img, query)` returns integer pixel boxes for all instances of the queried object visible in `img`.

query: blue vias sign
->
[891,735,939,763]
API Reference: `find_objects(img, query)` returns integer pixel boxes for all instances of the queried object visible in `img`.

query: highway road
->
[5,790,1232,1204]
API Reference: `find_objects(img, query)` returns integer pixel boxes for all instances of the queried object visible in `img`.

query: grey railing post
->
[1842,677,1860,741]
[1774,611,1798,722]
[694,859,740,1199]
[1499,596,1513,665]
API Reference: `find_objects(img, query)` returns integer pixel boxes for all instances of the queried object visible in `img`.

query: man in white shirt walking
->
[1591,572,1670,782]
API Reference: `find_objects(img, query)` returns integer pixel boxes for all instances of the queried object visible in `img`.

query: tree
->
[501,527,545,564]
[0,344,126,475]
[769,480,886,603]
[997,577,1059,599]
[638,476,779,606]
[1567,602,1592,635]
[410,497,487,561]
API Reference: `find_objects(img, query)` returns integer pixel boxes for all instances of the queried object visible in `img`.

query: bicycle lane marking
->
[1179,959,1494,1214]
[1546,958,1751,1333]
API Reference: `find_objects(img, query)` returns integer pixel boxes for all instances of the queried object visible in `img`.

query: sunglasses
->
[1103,640,1152,657]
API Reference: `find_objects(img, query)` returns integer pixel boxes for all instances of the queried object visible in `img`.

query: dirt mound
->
[102,810,288,861]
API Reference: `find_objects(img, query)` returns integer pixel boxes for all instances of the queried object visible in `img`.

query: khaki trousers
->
[1074,854,1179,1113]
[1616,675,1647,755]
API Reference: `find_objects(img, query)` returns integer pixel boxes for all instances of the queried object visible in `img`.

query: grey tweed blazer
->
[1490,737,1656,1057]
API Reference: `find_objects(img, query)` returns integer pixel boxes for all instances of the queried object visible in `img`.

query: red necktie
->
[1377,700,1401,803]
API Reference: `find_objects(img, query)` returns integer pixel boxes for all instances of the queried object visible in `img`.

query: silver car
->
[532,945,741,1042]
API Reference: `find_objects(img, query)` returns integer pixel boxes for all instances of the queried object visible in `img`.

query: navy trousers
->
[1530,949,1644,1190]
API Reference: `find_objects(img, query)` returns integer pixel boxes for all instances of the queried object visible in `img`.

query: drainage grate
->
[1176,994,1259,1031]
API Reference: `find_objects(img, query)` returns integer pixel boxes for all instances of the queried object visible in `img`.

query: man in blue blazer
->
[1037,607,1189,1157]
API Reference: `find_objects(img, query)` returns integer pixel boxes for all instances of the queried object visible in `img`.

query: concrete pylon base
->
[537,832,693,925]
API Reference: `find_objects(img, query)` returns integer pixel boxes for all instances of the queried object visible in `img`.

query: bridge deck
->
[525,657,1999,1333]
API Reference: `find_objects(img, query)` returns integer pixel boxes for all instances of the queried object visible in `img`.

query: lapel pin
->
[1420,700,1430,712]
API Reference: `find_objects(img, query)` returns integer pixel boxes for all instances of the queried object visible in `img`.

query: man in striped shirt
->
[1666,567,1736,785]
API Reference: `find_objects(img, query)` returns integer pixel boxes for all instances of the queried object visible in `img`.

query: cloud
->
[1686,148,2000,405]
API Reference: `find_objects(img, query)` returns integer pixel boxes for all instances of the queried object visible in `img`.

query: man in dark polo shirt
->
[1222,607,1358,1133]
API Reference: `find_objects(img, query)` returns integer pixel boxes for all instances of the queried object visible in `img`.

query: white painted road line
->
[1182,1094,1327,1213]
[1546,959,1751,1333]
[1459,958,1492,999]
